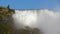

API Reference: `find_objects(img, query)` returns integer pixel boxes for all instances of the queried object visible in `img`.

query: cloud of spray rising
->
[13,9,60,34]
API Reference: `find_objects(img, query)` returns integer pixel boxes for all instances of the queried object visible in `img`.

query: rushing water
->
[13,9,60,34]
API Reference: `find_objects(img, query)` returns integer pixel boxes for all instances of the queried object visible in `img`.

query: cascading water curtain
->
[13,9,60,34]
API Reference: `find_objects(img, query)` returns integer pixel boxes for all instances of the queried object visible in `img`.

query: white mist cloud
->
[13,10,37,29]
[13,9,60,34]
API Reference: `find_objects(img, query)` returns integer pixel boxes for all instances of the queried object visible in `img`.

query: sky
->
[0,0,60,11]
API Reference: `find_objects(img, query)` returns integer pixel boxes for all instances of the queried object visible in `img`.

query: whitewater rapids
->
[13,9,60,34]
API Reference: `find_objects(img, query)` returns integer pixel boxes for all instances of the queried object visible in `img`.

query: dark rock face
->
[14,27,40,34]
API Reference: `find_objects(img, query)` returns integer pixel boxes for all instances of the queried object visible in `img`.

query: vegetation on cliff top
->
[0,6,15,34]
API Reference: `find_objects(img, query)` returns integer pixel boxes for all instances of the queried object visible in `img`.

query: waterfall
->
[12,9,60,34]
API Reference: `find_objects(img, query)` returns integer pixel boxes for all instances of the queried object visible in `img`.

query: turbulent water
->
[13,9,60,34]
